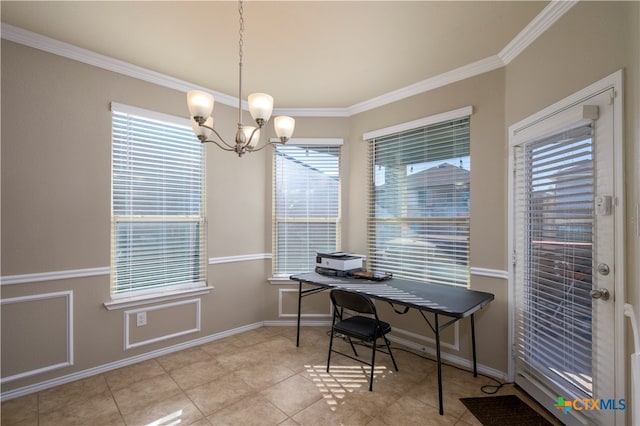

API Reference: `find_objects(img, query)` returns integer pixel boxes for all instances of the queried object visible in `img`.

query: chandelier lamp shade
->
[187,0,295,157]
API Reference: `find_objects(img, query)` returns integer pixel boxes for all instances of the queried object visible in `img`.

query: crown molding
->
[273,107,351,118]
[349,1,577,114]
[1,1,576,117]
[348,56,503,116]
[0,24,238,108]
[499,0,578,65]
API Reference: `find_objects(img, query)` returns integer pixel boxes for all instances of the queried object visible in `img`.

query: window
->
[110,103,206,297]
[273,141,342,277]
[365,109,471,287]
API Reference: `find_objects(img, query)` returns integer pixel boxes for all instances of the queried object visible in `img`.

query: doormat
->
[460,395,556,426]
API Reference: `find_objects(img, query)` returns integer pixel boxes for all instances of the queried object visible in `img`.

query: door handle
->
[590,288,610,301]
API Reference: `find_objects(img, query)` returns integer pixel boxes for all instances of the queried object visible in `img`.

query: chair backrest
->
[330,289,377,315]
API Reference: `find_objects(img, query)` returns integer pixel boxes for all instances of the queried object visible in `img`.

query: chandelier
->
[187,0,295,157]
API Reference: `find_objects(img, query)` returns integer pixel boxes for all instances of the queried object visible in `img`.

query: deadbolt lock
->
[597,263,610,276]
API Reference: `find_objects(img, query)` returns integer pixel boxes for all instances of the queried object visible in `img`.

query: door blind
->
[514,123,594,398]
[367,116,470,286]
[273,145,341,276]
[111,105,206,296]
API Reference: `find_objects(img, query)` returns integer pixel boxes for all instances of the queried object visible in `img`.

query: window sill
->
[104,286,214,310]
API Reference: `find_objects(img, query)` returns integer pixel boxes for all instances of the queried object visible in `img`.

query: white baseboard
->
[0,322,263,401]
[1,321,507,401]
[387,333,507,382]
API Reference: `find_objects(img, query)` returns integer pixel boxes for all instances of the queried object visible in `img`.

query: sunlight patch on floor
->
[305,364,388,411]
[146,409,183,426]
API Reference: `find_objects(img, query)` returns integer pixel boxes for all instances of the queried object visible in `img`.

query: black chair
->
[327,289,399,391]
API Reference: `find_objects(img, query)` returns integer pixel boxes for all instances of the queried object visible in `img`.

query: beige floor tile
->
[250,335,299,357]
[364,417,388,426]
[405,374,464,417]
[199,335,245,357]
[111,373,182,416]
[231,328,273,347]
[389,347,436,381]
[168,357,228,390]
[377,395,459,426]
[38,375,110,414]
[104,359,166,392]
[38,390,124,426]
[282,326,331,347]
[206,394,288,426]
[119,392,204,426]
[332,382,403,419]
[259,374,324,417]
[185,371,255,416]
[455,410,483,426]
[235,358,297,390]
[214,345,272,372]
[275,418,300,426]
[2,326,541,426]
[291,396,373,426]
[189,419,213,426]
[278,349,329,374]
[0,394,38,426]
[156,346,212,372]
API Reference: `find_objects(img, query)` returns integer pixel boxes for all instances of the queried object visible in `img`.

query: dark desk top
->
[290,272,494,318]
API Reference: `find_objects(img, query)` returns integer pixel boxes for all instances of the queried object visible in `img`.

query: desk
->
[290,272,494,415]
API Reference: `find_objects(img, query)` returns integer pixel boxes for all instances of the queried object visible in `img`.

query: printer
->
[315,252,364,276]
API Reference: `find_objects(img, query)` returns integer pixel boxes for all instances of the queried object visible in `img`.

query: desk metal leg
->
[296,280,302,347]
[471,313,477,377]
[435,314,444,416]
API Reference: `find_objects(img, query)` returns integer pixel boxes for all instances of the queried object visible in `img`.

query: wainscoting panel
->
[278,288,331,319]
[125,298,201,350]
[1,291,74,383]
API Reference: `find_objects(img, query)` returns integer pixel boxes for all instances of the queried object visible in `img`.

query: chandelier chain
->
[186,0,295,156]
[238,0,244,66]
[237,0,244,126]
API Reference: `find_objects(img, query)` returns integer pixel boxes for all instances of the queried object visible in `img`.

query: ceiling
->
[1,1,548,109]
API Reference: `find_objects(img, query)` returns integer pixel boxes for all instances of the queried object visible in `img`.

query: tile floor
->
[1,326,562,425]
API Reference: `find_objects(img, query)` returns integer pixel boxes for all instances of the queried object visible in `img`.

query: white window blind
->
[367,115,470,286]
[514,123,595,398]
[273,144,341,277]
[111,103,206,297]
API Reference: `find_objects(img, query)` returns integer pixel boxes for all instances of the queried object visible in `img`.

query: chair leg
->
[347,336,359,357]
[327,328,335,373]
[383,336,399,371]
[369,339,377,391]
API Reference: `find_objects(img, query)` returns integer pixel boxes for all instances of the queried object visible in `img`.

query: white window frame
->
[271,138,343,280]
[109,102,207,303]
[364,107,472,287]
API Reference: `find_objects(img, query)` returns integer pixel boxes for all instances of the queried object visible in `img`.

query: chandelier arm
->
[247,140,283,153]
[242,122,267,151]
[245,125,261,146]
[205,126,237,150]
[202,138,237,152]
